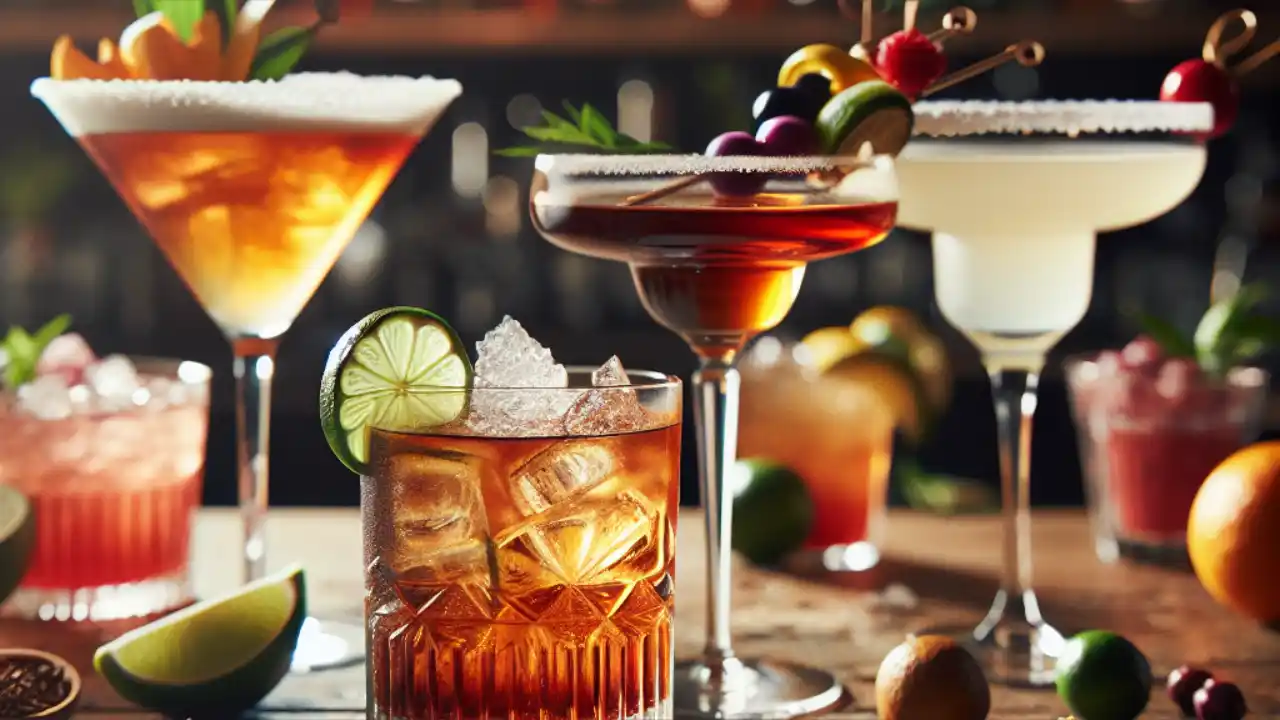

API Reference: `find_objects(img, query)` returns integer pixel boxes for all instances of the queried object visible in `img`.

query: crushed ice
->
[8,333,205,420]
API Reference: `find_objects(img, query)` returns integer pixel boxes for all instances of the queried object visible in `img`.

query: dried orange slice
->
[222,0,274,81]
[97,39,133,78]
[187,13,225,81]
[51,35,128,80]
[119,12,202,80]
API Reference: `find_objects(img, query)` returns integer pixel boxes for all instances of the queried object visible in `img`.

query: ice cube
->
[17,375,73,421]
[85,355,140,408]
[36,333,96,385]
[562,356,649,436]
[385,453,491,576]
[497,490,656,585]
[509,440,616,517]
[470,316,575,430]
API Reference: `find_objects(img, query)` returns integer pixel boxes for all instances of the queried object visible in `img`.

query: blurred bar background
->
[1,0,1277,509]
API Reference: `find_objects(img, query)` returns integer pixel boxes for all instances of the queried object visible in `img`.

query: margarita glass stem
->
[692,356,740,667]
[977,364,1045,639]
[231,337,278,583]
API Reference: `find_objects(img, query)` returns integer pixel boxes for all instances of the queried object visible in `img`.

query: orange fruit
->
[876,635,990,720]
[51,35,128,80]
[1187,441,1280,625]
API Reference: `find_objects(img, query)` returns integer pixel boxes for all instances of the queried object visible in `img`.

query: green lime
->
[816,80,915,158]
[0,485,35,605]
[1055,630,1153,720]
[320,306,472,474]
[95,565,307,717]
[823,350,932,442]
[730,459,813,566]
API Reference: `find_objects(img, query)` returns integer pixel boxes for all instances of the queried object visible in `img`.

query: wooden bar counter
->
[2,509,1277,718]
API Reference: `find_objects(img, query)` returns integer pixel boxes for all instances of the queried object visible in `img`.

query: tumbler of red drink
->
[1065,351,1268,566]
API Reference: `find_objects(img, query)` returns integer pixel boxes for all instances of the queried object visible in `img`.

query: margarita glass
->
[897,100,1214,686]
[31,72,461,669]
[531,153,899,717]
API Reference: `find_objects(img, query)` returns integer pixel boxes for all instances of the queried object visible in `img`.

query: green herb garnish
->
[496,102,674,157]
[137,0,335,81]
[2,315,72,391]
[1137,283,1279,379]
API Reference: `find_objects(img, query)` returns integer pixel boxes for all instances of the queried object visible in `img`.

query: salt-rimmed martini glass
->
[31,72,461,672]
[531,152,899,718]
[897,100,1214,686]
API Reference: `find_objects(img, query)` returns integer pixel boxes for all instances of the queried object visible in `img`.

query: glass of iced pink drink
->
[1066,337,1268,566]
[0,332,210,620]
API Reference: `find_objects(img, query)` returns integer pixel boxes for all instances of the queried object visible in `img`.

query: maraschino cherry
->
[876,28,946,100]
[1160,59,1238,140]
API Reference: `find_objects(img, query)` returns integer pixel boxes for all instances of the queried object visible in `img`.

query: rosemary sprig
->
[496,101,674,157]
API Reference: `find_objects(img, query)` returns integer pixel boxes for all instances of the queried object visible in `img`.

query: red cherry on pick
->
[1160,59,1239,140]
[876,28,947,100]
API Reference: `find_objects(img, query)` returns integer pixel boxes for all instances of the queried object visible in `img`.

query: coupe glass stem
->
[692,356,740,665]
[976,365,1045,639]
[231,337,278,584]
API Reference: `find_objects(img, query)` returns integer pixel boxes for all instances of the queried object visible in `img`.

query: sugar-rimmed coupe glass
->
[531,152,899,717]
[896,100,1215,686]
[31,72,461,671]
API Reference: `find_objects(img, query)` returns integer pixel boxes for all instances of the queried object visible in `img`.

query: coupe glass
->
[531,152,899,717]
[896,100,1214,686]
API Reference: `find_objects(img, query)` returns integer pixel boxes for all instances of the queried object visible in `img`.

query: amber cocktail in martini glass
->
[32,69,460,670]
[532,153,898,718]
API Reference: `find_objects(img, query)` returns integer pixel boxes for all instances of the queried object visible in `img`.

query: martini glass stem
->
[232,337,278,583]
[977,365,1044,637]
[692,357,740,664]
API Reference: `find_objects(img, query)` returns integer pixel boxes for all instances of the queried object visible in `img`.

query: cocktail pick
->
[1160,9,1276,139]
[920,40,1046,98]
[1203,9,1279,76]
[837,0,877,60]
[927,7,978,45]
[903,0,920,33]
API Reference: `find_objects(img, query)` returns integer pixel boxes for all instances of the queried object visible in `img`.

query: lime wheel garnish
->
[320,307,472,474]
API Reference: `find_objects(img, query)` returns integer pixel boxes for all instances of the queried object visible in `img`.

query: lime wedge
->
[816,79,914,157]
[95,565,306,716]
[0,485,36,605]
[320,306,472,474]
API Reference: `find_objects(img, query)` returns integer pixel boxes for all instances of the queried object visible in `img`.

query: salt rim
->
[535,153,890,177]
[30,72,462,137]
[912,100,1214,137]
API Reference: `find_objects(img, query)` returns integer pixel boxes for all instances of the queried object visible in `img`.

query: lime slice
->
[0,485,36,605]
[850,307,953,413]
[799,326,861,373]
[320,306,472,474]
[816,80,914,157]
[824,351,932,442]
[730,459,813,566]
[95,565,306,717]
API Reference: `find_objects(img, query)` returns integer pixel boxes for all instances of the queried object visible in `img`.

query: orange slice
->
[187,13,225,81]
[223,0,276,81]
[51,35,127,80]
[120,11,200,80]
[97,38,133,79]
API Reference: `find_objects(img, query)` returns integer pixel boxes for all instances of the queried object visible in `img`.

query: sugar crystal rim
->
[912,100,1214,137]
[31,71,462,136]
[535,153,891,176]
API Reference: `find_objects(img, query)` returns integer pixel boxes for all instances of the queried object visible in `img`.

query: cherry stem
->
[921,40,1045,98]
[862,0,874,48]
[1233,38,1280,77]
[1202,9,1257,67]
[904,0,919,33]
[927,6,978,46]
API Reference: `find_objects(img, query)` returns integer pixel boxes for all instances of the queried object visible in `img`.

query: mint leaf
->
[1193,283,1275,376]
[2,315,71,390]
[250,25,316,81]
[133,0,157,18]
[493,146,545,158]
[578,104,615,148]
[497,101,676,156]
[1136,312,1195,358]
[153,0,205,42]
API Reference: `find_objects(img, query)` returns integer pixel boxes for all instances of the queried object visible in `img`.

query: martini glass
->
[31,72,461,672]
[531,152,899,718]
[896,100,1214,686]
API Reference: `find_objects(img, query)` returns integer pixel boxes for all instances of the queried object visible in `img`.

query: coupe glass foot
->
[673,656,847,718]
[290,616,365,673]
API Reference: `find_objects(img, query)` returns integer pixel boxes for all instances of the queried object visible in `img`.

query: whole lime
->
[1055,630,1153,720]
[730,459,813,566]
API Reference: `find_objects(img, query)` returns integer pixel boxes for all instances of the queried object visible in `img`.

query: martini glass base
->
[913,605,1067,688]
[673,656,847,719]
[290,616,365,673]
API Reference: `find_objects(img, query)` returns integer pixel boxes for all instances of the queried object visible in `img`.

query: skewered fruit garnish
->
[1160,59,1239,139]
[876,28,947,100]
[778,43,882,95]
[704,131,768,197]
[875,635,990,720]
[1055,630,1153,720]
[1168,665,1215,716]
[1194,680,1247,720]
[815,80,914,157]
[752,74,833,128]
[52,10,261,81]
[755,116,821,155]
